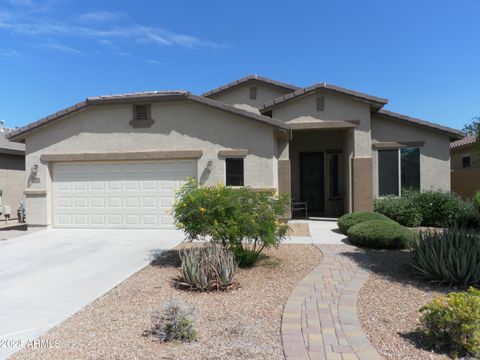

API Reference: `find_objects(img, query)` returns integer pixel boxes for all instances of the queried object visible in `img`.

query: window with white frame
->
[378,147,420,196]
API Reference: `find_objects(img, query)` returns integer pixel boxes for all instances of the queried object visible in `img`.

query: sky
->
[0,0,479,130]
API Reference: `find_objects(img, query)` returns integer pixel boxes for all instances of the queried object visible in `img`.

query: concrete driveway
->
[0,228,183,359]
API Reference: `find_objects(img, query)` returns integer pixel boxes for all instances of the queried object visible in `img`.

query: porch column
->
[352,156,373,212]
[278,159,292,218]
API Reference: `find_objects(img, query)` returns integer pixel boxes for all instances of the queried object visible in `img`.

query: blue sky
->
[0,0,479,130]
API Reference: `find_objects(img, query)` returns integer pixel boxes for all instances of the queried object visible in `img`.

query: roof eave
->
[377,110,463,140]
[7,91,289,142]
[260,83,388,112]
[202,74,300,98]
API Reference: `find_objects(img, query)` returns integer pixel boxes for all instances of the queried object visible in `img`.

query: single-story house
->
[450,135,479,199]
[0,128,25,221]
[7,75,462,228]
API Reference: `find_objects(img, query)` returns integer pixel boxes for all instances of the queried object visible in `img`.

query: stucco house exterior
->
[7,75,462,228]
[0,128,25,221]
[450,135,479,199]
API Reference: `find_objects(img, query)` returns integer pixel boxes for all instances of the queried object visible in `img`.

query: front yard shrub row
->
[346,220,416,249]
[177,244,237,291]
[337,211,394,234]
[419,287,480,358]
[374,190,479,228]
[173,180,289,266]
[411,227,480,286]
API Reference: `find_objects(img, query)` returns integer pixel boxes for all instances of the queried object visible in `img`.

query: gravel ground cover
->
[355,249,452,360]
[11,244,322,360]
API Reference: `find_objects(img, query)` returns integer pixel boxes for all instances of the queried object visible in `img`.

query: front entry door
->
[300,152,325,213]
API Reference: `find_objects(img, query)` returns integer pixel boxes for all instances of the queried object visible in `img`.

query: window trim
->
[225,157,244,187]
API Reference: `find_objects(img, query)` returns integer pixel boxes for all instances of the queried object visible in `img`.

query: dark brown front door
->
[300,152,325,213]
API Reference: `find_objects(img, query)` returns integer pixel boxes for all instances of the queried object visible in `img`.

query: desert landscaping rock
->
[11,244,321,360]
[357,250,451,360]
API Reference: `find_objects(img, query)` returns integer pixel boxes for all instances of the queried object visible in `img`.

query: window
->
[462,155,471,169]
[225,158,244,186]
[378,147,420,196]
[249,87,257,100]
[328,154,340,196]
[378,149,399,196]
[401,147,420,190]
[316,96,325,111]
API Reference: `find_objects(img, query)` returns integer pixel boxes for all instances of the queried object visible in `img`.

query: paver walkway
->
[282,244,382,360]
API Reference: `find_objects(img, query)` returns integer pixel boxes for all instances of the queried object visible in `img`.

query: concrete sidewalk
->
[0,229,183,359]
[286,219,348,245]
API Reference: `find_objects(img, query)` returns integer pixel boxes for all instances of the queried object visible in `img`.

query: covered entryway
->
[290,126,354,217]
[53,160,196,228]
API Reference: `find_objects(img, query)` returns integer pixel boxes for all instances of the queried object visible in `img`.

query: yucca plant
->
[411,227,480,286]
[176,244,237,291]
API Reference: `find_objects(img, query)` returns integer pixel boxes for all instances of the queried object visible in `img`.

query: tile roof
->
[377,110,463,140]
[450,135,477,149]
[260,82,388,111]
[202,74,300,97]
[7,91,289,142]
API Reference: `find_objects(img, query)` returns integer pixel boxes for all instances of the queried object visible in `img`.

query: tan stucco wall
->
[24,100,279,226]
[270,91,372,157]
[371,114,451,196]
[289,129,349,215]
[451,146,480,170]
[208,81,292,109]
[0,154,25,220]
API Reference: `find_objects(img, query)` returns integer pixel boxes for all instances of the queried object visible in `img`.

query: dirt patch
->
[355,250,452,360]
[11,244,322,360]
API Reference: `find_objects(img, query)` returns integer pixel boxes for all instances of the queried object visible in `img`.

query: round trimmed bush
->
[347,220,416,249]
[337,211,394,235]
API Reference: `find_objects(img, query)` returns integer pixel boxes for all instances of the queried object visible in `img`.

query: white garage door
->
[53,161,196,228]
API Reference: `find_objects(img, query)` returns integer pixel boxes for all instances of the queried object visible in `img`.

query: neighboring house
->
[450,135,480,199]
[0,128,25,221]
[7,75,462,228]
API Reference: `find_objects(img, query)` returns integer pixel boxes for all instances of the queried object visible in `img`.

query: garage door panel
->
[53,160,196,228]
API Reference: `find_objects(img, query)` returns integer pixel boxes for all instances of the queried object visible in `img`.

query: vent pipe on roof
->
[0,120,5,133]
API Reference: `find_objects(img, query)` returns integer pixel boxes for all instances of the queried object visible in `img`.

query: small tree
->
[173,180,289,266]
[462,116,480,153]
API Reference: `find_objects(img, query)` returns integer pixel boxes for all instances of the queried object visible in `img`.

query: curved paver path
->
[282,244,382,360]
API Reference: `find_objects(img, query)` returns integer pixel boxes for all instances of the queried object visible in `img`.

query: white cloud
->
[32,42,83,54]
[0,49,20,56]
[77,11,124,23]
[145,59,160,64]
[0,6,225,57]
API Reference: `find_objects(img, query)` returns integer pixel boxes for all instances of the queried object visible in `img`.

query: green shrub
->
[346,220,416,249]
[374,190,423,227]
[337,211,394,235]
[474,191,480,219]
[231,247,259,268]
[419,287,480,358]
[416,191,477,228]
[411,227,480,286]
[374,190,478,228]
[173,180,289,265]
[177,244,237,291]
[144,300,196,342]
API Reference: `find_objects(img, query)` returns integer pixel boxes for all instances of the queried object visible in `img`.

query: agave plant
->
[177,244,237,291]
[411,227,480,286]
